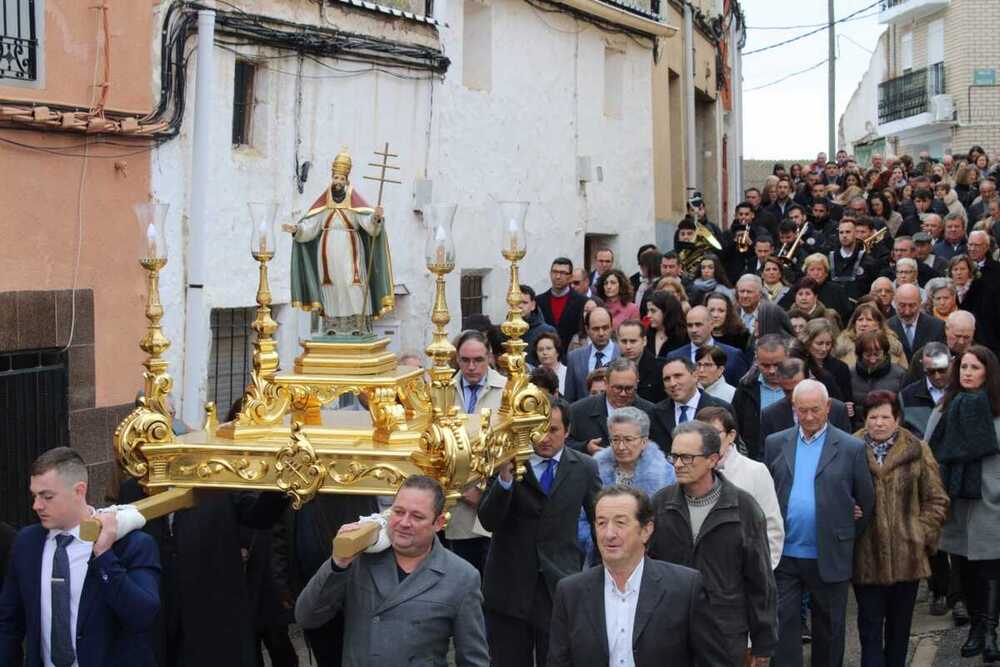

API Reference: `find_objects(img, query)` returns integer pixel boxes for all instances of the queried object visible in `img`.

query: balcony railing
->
[878,62,945,125]
[0,0,37,81]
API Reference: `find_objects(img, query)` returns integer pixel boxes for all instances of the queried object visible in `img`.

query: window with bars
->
[208,307,255,419]
[232,59,256,146]
[0,348,68,527]
[0,0,39,82]
[460,273,486,328]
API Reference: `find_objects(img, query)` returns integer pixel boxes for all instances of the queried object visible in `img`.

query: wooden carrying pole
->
[332,521,381,560]
[79,487,198,542]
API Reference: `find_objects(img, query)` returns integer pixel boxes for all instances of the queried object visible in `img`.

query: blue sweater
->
[783,428,827,559]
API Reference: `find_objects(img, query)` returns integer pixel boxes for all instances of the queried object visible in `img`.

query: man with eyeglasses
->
[536,257,588,355]
[648,420,777,667]
[447,330,506,574]
[764,380,874,667]
[568,358,656,455]
[649,357,732,455]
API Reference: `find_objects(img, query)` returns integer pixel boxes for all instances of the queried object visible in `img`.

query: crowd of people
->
[2,147,1000,667]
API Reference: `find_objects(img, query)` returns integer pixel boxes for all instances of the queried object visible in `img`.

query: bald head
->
[945,310,976,354]
[686,306,713,347]
[895,283,921,323]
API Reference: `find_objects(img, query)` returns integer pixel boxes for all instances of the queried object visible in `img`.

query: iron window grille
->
[0,0,38,81]
[208,307,256,418]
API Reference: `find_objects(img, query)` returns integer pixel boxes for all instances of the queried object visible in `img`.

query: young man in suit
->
[764,380,875,667]
[568,358,656,455]
[563,307,618,403]
[295,476,489,666]
[888,283,945,362]
[547,485,729,666]
[536,257,587,355]
[478,396,601,667]
[616,320,666,404]
[667,306,749,386]
[650,357,732,454]
[0,447,161,667]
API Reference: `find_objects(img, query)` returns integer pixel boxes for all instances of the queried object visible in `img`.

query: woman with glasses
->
[696,346,736,404]
[834,302,907,369]
[926,346,1000,662]
[852,391,948,667]
[577,406,675,562]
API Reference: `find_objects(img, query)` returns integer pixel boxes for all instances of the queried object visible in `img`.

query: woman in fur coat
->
[852,390,949,667]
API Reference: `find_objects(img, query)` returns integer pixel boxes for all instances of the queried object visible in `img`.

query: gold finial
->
[332,149,352,178]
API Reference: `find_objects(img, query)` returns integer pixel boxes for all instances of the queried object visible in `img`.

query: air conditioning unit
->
[931,94,954,122]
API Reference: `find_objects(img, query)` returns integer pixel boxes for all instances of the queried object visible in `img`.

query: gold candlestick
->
[138,256,173,420]
[251,247,280,379]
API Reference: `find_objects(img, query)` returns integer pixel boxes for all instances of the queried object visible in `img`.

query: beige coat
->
[852,428,949,586]
[833,328,908,369]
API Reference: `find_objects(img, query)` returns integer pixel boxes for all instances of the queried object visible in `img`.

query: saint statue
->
[284,150,395,336]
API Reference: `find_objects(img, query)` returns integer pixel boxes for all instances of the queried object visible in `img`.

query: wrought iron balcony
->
[0,0,37,81]
[878,63,945,125]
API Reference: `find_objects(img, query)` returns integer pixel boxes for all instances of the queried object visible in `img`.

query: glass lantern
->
[133,202,170,264]
[498,201,529,260]
[248,202,279,260]
[423,204,457,271]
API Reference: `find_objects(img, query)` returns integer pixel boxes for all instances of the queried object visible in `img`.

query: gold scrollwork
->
[328,461,408,486]
[238,371,292,426]
[275,423,328,509]
[368,386,406,433]
[114,406,175,481]
[178,457,269,482]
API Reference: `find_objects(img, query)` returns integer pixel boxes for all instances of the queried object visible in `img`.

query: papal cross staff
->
[361,142,401,320]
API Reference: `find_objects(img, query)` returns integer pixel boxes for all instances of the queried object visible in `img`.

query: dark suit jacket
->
[568,393,657,452]
[537,288,587,356]
[898,379,939,439]
[478,447,600,621]
[0,524,161,667]
[636,349,667,403]
[0,523,13,586]
[667,342,749,387]
[649,390,734,454]
[764,425,875,583]
[547,558,730,667]
[888,312,946,361]
[564,343,620,403]
[759,396,851,445]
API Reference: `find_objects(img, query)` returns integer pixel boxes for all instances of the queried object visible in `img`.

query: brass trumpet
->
[862,226,888,252]
[735,226,752,253]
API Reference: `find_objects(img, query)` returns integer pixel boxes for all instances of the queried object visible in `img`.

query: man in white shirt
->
[547,486,728,666]
[0,447,160,667]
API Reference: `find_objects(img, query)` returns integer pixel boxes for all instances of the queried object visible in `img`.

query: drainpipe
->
[180,8,215,428]
[683,2,697,200]
[731,6,743,211]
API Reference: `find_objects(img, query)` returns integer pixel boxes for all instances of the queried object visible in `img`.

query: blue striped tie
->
[51,533,76,667]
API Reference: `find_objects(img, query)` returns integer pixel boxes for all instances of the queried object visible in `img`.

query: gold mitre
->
[331,149,352,177]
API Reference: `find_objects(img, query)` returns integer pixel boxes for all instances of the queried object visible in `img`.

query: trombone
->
[862,226,888,253]
[777,222,809,266]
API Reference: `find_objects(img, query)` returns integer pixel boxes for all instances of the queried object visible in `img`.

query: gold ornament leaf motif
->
[275,423,328,509]
[178,457,269,482]
[115,402,175,481]
[328,461,408,486]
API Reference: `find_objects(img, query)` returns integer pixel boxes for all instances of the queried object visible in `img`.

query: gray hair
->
[736,274,763,290]
[605,357,638,377]
[924,278,956,309]
[896,257,918,272]
[607,406,651,438]
[792,378,829,404]
[922,341,951,367]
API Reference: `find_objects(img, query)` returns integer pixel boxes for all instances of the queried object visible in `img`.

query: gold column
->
[251,246,280,380]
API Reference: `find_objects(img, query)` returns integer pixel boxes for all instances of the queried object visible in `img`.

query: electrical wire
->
[747,10,877,30]
[743,1,880,56]
[744,58,828,91]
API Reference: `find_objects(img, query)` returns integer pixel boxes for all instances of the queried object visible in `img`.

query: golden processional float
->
[83,147,549,543]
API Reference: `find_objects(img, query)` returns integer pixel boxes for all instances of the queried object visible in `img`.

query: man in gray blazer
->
[563,307,619,402]
[764,380,875,667]
[295,476,489,666]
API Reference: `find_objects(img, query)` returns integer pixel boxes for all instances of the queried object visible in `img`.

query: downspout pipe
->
[180,8,215,428]
[683,2,697,200]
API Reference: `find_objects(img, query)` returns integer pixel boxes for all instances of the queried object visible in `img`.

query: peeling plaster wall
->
[150,0,655,414]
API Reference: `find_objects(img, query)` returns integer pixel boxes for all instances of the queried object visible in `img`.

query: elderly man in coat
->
[295,476,489,666]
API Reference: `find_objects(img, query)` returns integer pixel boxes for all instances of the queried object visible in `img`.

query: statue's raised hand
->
[282,223,298,234]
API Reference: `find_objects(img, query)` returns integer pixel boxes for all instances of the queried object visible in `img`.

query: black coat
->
[649,390,734,455]
[820,355,854,403]
[536,288,588,356]
[648,476,777,656]
[887,312,946,362]
[966,259,1000,356]
[816,279,853,325]
[636,349,667,404]
[118,481,289,667]
[0,522,13,589]
[478,447,601,622]
[898,378,940,439]
[568,393,657,452]
[548,558,731,667]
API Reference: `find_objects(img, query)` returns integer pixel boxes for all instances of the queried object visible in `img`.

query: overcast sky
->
[740,0,885,160]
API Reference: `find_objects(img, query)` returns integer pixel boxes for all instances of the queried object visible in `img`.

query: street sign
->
[973,68,997,86]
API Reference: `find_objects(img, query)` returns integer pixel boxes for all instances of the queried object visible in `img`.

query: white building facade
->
[148,0,669,424]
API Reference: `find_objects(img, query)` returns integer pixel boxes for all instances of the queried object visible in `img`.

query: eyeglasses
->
[608,384,636,394]
[610,436,644,446]
[666,453,710,466]
[926,367,950,375]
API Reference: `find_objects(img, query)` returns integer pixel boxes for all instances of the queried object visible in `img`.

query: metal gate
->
[0,349,69,527]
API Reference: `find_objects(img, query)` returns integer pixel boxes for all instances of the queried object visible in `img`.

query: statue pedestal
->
[294,337,397,376]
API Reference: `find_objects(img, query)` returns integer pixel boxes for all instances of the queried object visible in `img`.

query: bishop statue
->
[284,150,394,336]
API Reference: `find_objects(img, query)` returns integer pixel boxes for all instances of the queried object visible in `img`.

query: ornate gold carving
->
[115,406,174,481]
[328,461,408,486]
[178,457,269,482]
[275,424,328,509]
